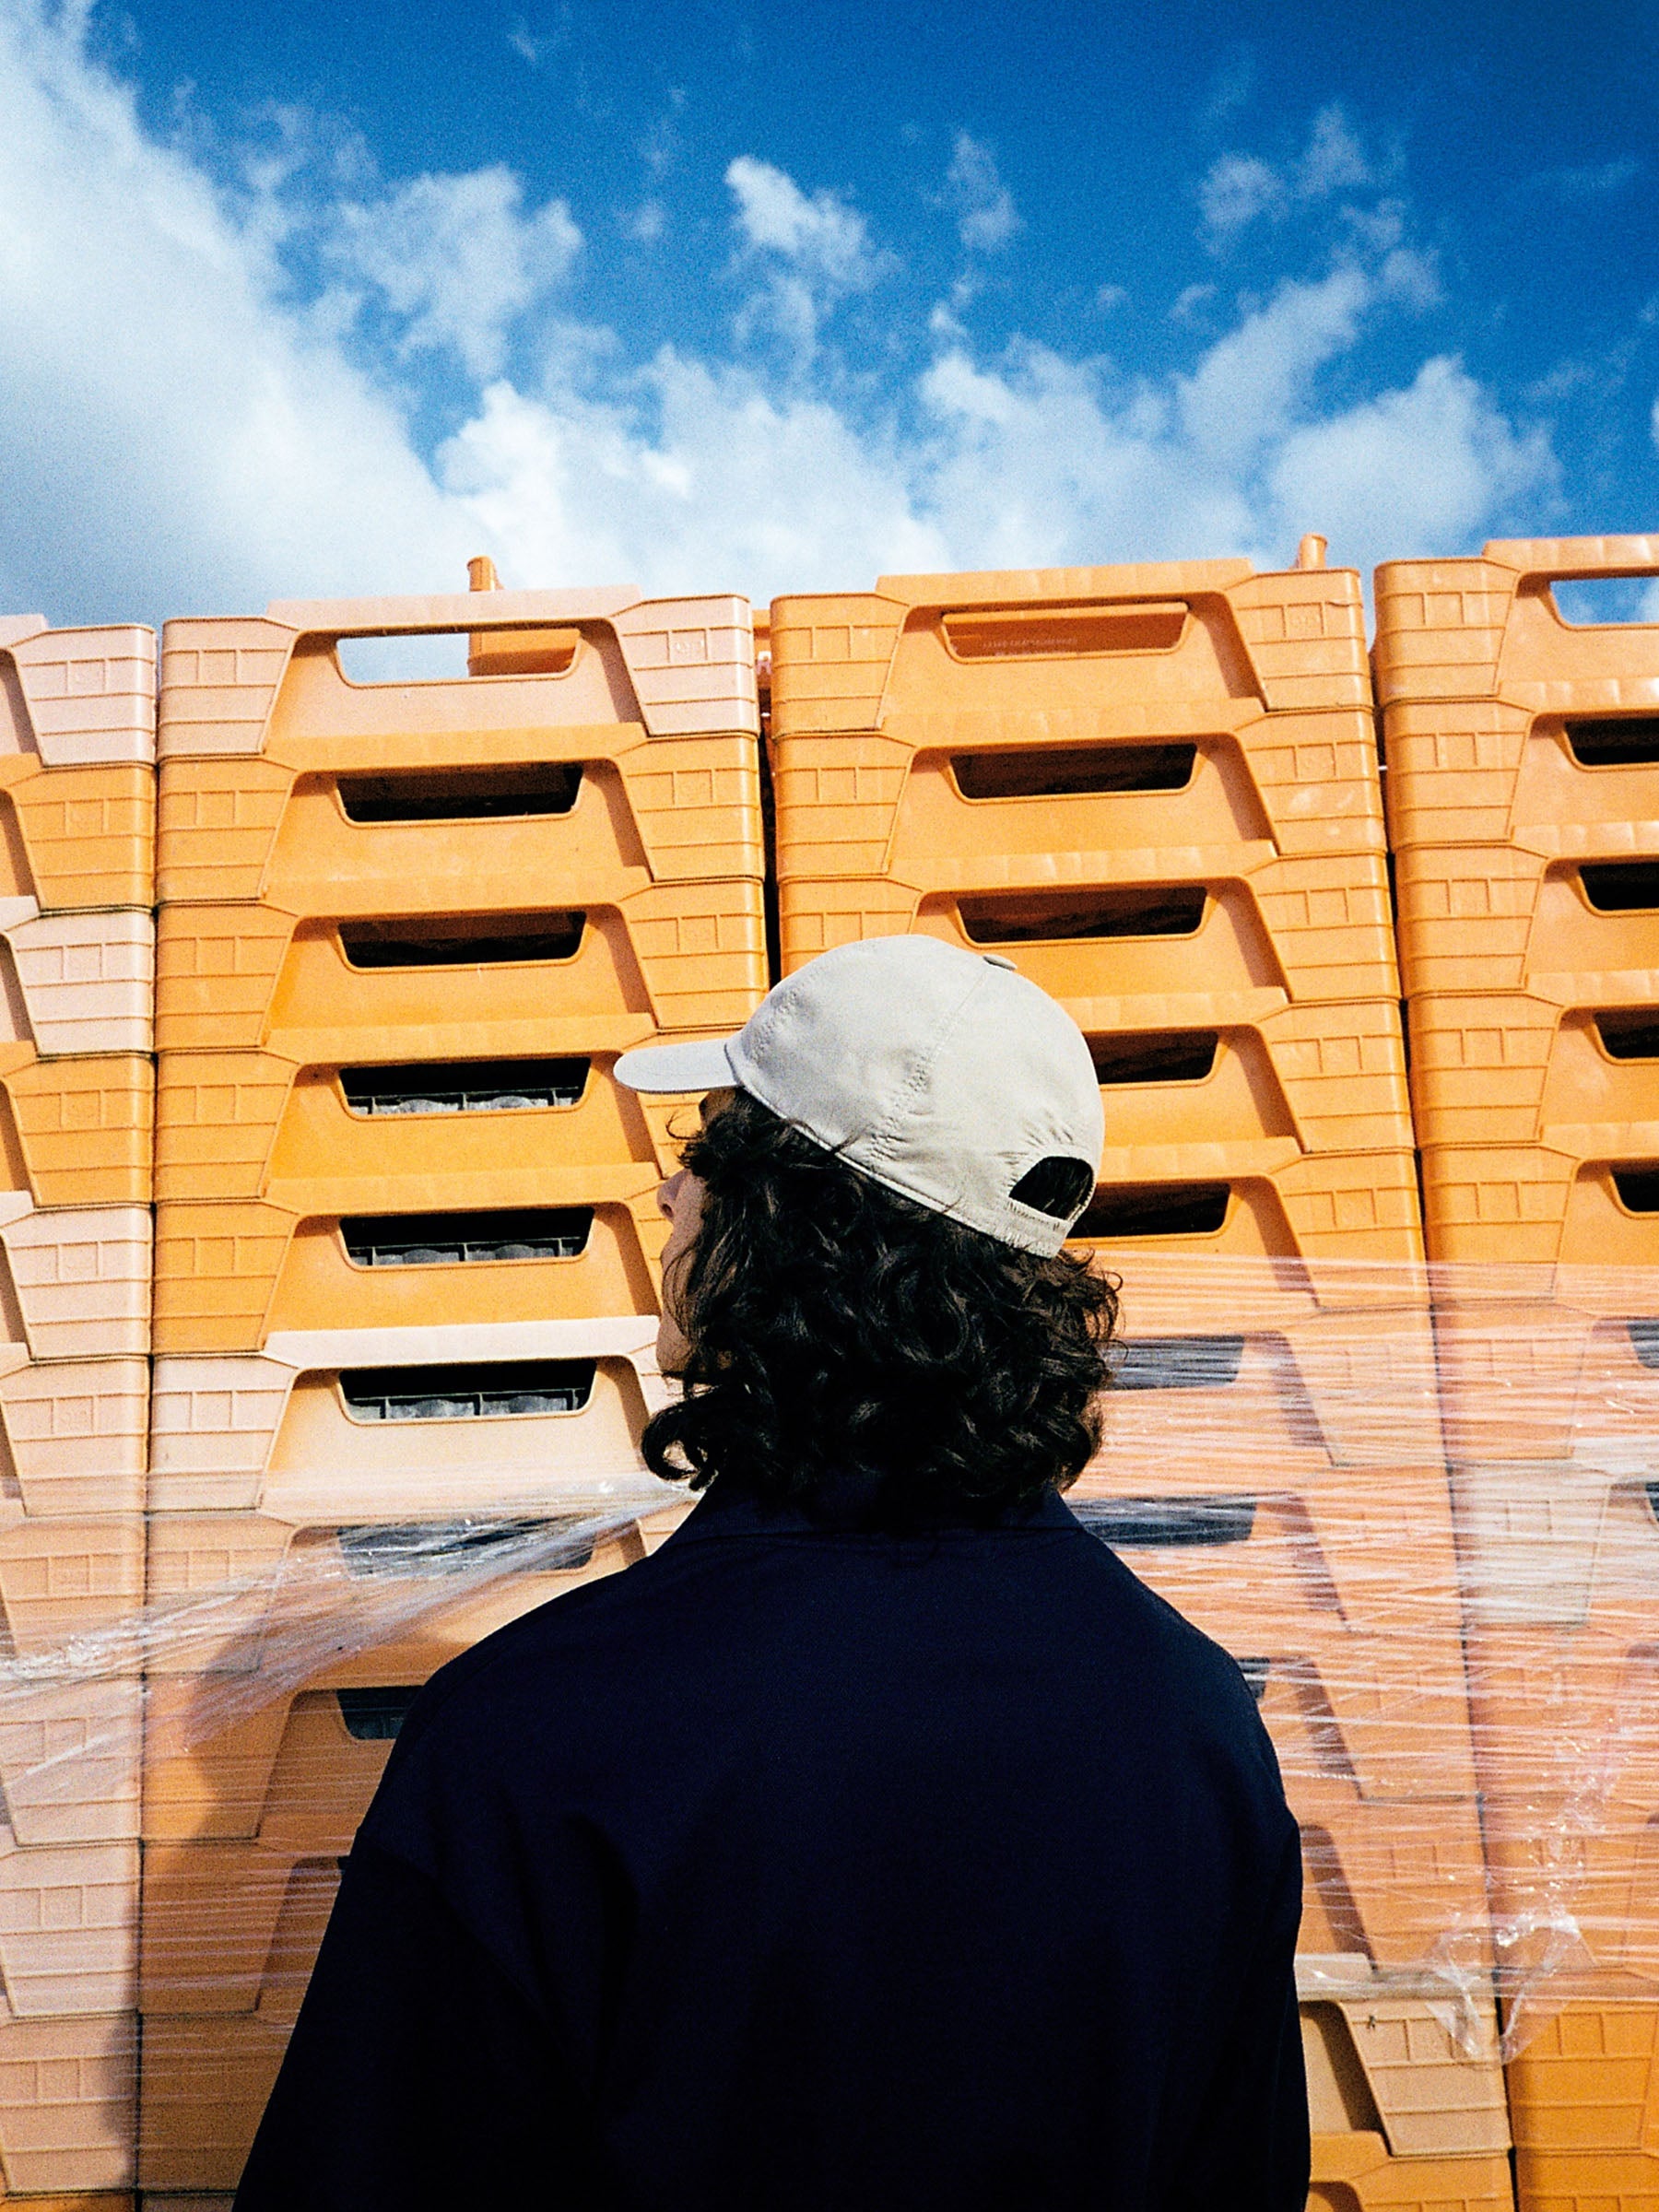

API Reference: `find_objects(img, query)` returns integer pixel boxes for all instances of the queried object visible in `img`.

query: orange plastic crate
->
[154,891,767,1058]
[147,1317,670,1520]
[0,1997,135,2196]
[1065,1142,1425,1286]
[142,1489,683,1685]
[154,1045,688,1205]
[135,2015,284,2194]
[0,620,155,915]
[0,1205,150,1363]
[1303,1997,1512,2187]
[772,557,1372,736]
[0,1358,148,1521]
[0,1058,152,1212]
[0,905,153,1061]
[0,1832,135,2019]
[0,1527,143,2035]
[159,588,759,760]
[151,1173,666,1356]
[776,855,1401,1020]
[1512,2147,1659,2212]
[157,729,759,911]
[1308,2134,1515,2211]
[0,1677,140,1853]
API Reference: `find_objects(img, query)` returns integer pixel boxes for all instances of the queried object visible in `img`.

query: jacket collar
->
[665,1475,1083,1547]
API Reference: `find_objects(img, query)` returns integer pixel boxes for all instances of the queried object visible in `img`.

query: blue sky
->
[3,0,1657,627]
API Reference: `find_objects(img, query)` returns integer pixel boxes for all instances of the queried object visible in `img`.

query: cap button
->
[981,954,1018,971]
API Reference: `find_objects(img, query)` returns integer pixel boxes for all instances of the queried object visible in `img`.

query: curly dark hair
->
[641,1090,1118,1522]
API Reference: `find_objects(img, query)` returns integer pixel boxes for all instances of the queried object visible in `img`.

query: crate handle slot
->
[336,1687,421,1740]
[335,1516,596,1578]
[339,1207,594,1267]
[1069,1495,1257,1547]
[1611,1170,1659,1216]
[951,744,1196,801]
[337,764,583,823]
[1071,1183,1230,1240]
[941,603,1187,660]
[1111,1335,1246,1390]
[1579,863,1659,913]
[1566,716,1659,767]
[339,1359,598,1420]
[1088,1032,1219,1086]
[338,913,585,969]
[340,1057,591,1116]
[959,888,1206,946]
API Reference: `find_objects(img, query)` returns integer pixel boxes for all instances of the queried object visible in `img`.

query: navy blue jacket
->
[235,1483,1308,2210]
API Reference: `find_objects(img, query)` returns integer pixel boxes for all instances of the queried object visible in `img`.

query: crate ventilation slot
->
[336,1688,421,1741]
[1566,717,1659,768]
[1612,1170,1659,1215]
[1236,1657,1271,1704]
[342,1058,590,1115]
[1580,864,1659,913]
[1072,1183,1230,1240]
[341,1208,593,1266]
[1069,1495,1256,1547]
[1089,1031,1219,1086]
[941,603,1186,660]
[340,1360,597,1421]
[338,764,582,822]
[1112,1335,1246,1391]
[335,1516,596,1579]
[340,913,584,968]
[1625,1319,1659,1370]
[959,888,1206,946]
[952,744,1196,801]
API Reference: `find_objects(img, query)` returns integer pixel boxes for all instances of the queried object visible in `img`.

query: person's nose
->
[657,1168,688,1222]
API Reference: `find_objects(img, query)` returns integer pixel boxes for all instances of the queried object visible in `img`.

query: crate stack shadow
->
[137,581,768,2199]
[1378,535,1659,2212]
[771,552,1517,2212]
[0,618,157,2207]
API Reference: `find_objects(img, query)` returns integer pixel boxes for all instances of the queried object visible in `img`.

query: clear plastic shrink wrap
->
[0,1265,1648,2107]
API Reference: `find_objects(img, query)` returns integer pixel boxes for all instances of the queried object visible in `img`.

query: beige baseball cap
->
[613,935,1104,1256]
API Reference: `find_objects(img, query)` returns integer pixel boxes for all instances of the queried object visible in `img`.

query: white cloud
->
[326,168,582,377]
[1297,105,1370,197]
[0,3,1556,628]
[1199,154,1288,241]
[1170,282,1218,324]
[624,200,665,244]
[1201,103,1372,248]
[943,133,1019,252]
[440,359,949,591]
[724,156,880,286]
[0,0,478,619]
[1179,265,1372,467]
[724,156,892,363]
[1267,356,1556,576]
[1550,158,1640,198]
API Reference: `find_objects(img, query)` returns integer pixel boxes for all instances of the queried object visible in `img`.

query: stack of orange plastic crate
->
[137,581,768,2198]
[771,553,1515,2212]
[1378,535,1659,2212]
[0,618,157,2208]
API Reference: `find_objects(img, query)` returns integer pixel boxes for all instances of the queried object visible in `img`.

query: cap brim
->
[612,1035,739,1093]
